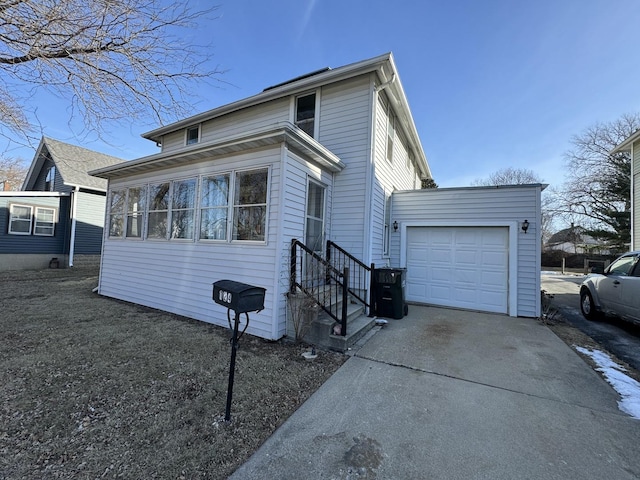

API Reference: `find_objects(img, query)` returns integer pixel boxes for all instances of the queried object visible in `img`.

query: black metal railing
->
[290,239,349,336]
[326,240,374,315]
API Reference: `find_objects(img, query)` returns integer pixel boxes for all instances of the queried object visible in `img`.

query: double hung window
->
[295,93,316,137]
[8,204,33,234]
[34,207,55,236]
[8,204,56,236]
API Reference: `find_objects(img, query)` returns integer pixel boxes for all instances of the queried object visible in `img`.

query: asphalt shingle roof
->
[41,137,124,191]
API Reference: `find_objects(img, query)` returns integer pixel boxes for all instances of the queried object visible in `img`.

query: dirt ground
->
[0,267,346,479]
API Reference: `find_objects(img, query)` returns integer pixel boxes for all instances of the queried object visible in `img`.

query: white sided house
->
[91,53,541,349]
[612,129,640,251]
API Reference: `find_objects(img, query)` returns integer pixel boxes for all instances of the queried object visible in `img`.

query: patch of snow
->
[575,346,640,420]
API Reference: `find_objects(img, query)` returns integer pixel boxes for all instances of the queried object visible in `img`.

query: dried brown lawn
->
[0,267,346,479]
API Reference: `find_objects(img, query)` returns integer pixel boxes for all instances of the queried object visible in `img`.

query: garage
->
[405,226,509,314]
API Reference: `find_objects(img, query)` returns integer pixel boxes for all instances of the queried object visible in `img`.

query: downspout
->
[375,73,396,93]
[68,186,79,267]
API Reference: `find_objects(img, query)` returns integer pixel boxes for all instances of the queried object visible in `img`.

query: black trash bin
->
[373,268,407,319]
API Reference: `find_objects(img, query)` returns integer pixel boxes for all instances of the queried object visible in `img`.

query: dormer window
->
[44,166,56,191]
[186,125,200,145]
[295,93,316,137]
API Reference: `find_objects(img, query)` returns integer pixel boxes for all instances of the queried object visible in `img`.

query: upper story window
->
[44,166,56,191]
[186,125,200,145]
[295,93,316,137]
[386,111,395,163]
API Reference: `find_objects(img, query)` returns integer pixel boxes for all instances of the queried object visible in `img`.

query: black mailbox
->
[213,280,266,314]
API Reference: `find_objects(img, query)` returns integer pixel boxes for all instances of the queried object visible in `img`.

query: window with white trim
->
[108,190,125,237]
[171,178,197,239]
[233,169,268,241]
[295,93,316,137]
[199,174,229,240]
[126,186,146,238]
[147,182,170,239]
[8,204,33,235]
[34,207,55,236]
[186,125,200,145]
[386,111,395,163]
[383,193,391,256]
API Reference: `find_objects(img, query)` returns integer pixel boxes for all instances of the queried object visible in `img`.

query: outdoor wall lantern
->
[521,219,529,234]
[393,221,398,232]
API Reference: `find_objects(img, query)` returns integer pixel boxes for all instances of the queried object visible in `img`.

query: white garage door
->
[406,226,509,314]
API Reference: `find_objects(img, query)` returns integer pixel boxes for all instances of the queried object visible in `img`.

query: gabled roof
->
[22,137,124,192]
[141,52,431,179]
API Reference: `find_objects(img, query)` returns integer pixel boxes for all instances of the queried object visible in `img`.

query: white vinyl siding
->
[99,147,282,339]
[160,98,291,153]
[370,92,421,267]
[633,140,640,250]
[318,74,372,261]
[391,185,542,318]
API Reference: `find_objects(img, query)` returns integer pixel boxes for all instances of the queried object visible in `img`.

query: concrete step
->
[303,302,374,353]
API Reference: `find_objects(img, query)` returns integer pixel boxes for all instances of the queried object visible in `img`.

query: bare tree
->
[552,113,640,250]
[471,167,542,186]
[0,0,220,147]
[0,156,28,190]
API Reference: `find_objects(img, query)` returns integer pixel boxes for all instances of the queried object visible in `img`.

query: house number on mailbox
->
[219,291,232,303]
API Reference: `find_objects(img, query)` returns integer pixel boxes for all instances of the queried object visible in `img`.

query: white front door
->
[405,226,509,314]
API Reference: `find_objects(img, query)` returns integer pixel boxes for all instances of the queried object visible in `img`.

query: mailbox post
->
[212,280,266,421]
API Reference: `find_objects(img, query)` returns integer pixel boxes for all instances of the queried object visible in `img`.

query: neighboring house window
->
[171,178,197,239]
[108,190,125,237]
[147,182,170,239]
[126,186,146,238]
[34,207,55,236]
[305,180,325,252]
[186,125,200,145]
[8,204,33,235]
[233,168,268,241]
[45,166,56,191]
[295,93,316,137]
[200,174,230,240]
[387,111,395,163]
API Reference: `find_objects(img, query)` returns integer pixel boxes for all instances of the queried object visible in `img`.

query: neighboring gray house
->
[90,53,542,347]
[545,225,604,254]
[0,137,124,271]
[612,129,640,251]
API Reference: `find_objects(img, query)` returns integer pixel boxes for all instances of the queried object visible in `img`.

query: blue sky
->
[8,0,640,189]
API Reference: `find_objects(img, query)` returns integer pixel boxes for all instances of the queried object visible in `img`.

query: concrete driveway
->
[231,306,640,479]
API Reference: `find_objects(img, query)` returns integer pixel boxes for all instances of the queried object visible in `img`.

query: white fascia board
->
[611,128,640,154]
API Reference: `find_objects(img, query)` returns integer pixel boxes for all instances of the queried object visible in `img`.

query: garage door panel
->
[406,226,508,314]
